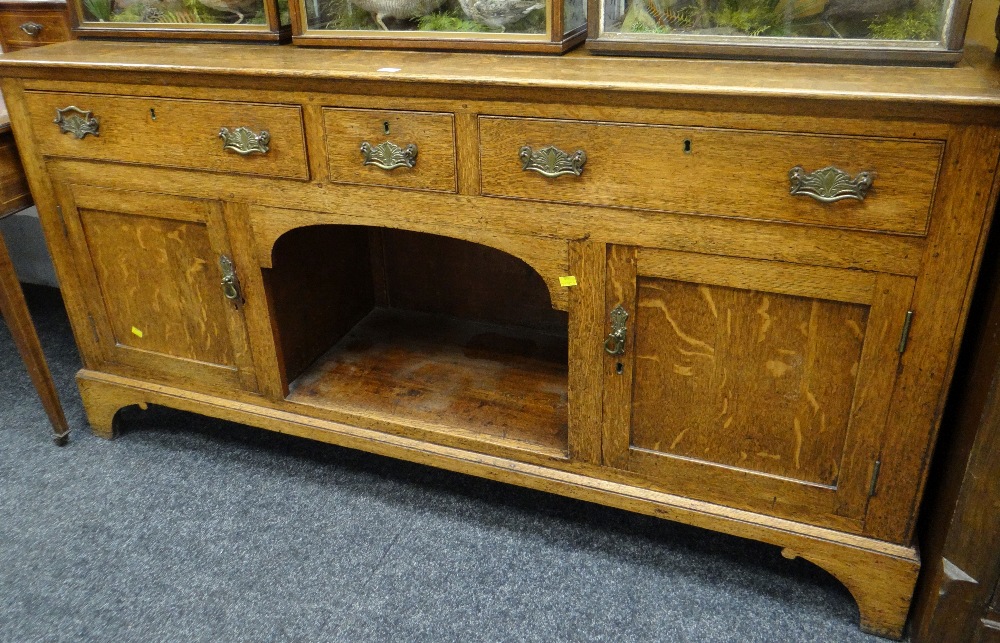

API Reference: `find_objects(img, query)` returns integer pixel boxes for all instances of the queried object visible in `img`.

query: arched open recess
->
[254,212,570,312]
[261,225,570,455]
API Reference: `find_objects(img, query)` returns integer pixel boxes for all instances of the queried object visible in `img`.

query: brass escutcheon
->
[604,305,628,356]
[53,106,99,140]
[788,166,874,203]
[520,145,587,178]
[360,141,417,170]
[219,127,270,156]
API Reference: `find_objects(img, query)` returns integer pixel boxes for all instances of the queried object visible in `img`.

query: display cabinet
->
[3,41,1000,639]
[70,0,289,41]
[289,0,584,52]
[586,0,971,62]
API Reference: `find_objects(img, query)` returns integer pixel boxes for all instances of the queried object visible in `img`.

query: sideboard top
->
[3,40,1000,108]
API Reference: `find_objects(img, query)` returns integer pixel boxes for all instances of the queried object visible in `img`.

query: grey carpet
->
[0,285,888,643]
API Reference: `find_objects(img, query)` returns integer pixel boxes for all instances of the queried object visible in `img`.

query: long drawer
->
[24,91,310,180]
[479,116,944,236]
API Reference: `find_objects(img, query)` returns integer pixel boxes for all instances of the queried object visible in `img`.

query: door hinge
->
[898,310,914,354]
[55,205,68,237]
[868,459,882,497]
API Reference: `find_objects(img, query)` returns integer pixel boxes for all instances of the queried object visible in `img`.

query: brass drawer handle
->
[219,127,270,156]
[604,305,628,356]
[788,166,874,203]
[53,106,99,139]
[520,145,587,178]
[19,21,43,36]
[360,141,417,170]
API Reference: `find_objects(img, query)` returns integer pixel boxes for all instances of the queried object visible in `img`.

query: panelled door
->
[57,183,258,393]
[602,245,915,534]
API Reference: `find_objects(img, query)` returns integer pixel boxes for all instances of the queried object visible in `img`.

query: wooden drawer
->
[0,11,69,46]
[479,116,944,235]
[324,107,456,193]
[24,91,309,180]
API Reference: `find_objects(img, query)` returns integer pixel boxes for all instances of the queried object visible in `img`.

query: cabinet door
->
[603,246,914,533]
[58,184,258,392]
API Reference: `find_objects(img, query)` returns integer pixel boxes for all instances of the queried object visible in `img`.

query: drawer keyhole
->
[383,121,390,135]
[616,362,624,375]
[150,108,156,121]
[683,139,692,154]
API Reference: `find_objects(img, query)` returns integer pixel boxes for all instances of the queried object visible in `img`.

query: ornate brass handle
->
[19,21,42,36]
[360,141,417,170]
[219,127,270,156]
[520,145,587,178]
[53,106,99,140]
[604,305,628,356]
[788,166,874,203]
[219,255,243,308]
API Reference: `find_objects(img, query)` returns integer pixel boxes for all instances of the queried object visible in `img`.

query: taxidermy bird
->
[196,0,261,22]
[350,0,446,29]
[458,0,544,30]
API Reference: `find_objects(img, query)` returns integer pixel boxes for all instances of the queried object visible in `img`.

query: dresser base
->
[77,368,920,639]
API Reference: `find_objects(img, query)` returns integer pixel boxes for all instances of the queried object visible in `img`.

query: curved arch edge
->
[781,545,919,640]
[78,372,150,440]
[251,210,571,312]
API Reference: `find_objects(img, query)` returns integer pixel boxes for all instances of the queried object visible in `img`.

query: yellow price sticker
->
[131,327,144,338]
[559,276,578,287]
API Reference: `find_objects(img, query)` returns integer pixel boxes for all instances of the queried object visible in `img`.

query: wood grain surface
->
[0,42,999,113]
[5,43,1000,640]
[288,307,569,455]
[324,108,456,193]
[24,91,309,180]
[480,116,943,235]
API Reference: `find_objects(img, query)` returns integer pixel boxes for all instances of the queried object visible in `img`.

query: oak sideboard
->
[3,41,1000,638]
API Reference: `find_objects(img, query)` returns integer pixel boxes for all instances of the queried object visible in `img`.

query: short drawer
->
[0,12,70,45]
[324,107,456,193]
[24,91,309,180]
[479,116,944,235]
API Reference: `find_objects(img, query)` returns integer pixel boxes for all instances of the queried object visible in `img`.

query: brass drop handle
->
[604,305,628,356]
[360,141,417,170]
[788,166,874,203]
[520,145,587,178]
[53,106,99,139]
[219,127,270,156]
[19,21,42,36]
[220,255,243,308]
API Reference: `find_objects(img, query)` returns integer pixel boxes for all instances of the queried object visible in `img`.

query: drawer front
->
[0,12,70,46]
[25,92,310,180]
[324,108,456,193]
[480,116,943,235]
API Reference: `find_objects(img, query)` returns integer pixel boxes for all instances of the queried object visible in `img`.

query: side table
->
[0,103,68,445]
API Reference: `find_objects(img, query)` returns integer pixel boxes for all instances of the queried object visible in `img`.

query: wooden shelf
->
[287,307,569,455]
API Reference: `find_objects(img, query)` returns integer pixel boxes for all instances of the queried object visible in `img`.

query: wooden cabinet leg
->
[782,546,920,640]
[77,373,150,439]
[0,229,70,445]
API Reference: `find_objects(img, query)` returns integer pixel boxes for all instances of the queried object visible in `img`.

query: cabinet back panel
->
[378,228,567,334]
[80,209,236,368]
[631,276,869,486]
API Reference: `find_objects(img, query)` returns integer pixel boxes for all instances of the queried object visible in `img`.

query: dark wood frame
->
[584,0,972,64]
[288,0,586,54]
[69,0,290,43]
